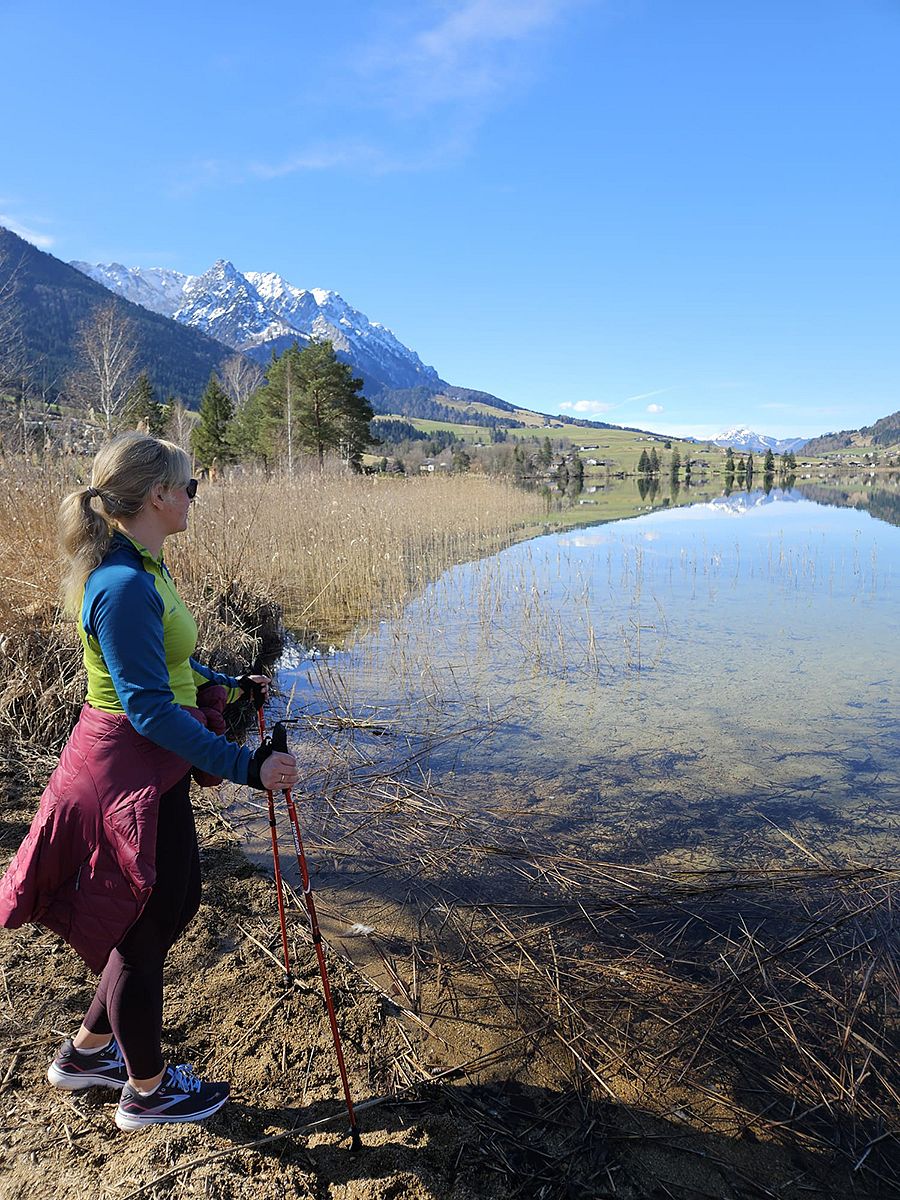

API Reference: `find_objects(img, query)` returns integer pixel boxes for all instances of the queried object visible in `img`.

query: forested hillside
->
[803,408,900,453]
[0,227,233,403]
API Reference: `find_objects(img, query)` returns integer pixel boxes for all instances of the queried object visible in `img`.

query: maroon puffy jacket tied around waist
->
[0,691,230,974]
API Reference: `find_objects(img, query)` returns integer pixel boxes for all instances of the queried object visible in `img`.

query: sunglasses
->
[185,478,198,499]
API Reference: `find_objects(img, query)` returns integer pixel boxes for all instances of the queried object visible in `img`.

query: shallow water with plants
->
[280,484,898,868]
[230,481,899,1188]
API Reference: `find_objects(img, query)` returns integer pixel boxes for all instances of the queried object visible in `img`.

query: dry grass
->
[169,467,542,644]
[0,456,542,757]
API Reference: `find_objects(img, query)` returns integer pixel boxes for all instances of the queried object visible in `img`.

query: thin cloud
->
[400,0,581,103]
[561,399,617,414]
[250,143,397,180]
[253,1,584,180]
[646,403,664,414]
[624,387,672,404]
[0,213,54,248]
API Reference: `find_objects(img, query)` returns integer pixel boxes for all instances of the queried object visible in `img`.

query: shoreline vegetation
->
[0,460,544,761]
[1,456,898,1198]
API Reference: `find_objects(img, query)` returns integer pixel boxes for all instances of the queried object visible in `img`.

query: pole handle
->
[271,721,289,754]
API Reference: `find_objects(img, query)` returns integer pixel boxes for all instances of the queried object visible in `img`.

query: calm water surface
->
[271,486,898,881]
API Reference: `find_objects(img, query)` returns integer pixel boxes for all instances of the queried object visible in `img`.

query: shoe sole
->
[114,1096,229,1132]
[47,1063,126,1090]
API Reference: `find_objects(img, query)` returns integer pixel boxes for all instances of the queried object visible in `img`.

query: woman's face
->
[160,479,195,535]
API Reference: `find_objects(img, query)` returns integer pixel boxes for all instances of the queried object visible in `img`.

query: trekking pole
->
[254,696,292,980]
[271,719,363,1152]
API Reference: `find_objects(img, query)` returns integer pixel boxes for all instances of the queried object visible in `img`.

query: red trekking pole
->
[255,699,292,980]
[271,719,363,1152]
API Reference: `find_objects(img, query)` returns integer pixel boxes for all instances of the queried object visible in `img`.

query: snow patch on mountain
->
[714,426,808,454]
[71,262,188,317]
[70,258,442,392]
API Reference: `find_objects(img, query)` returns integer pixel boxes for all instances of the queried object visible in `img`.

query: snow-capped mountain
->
[69,262,189,317]
[713,427,808,454]
[70,259,443,393]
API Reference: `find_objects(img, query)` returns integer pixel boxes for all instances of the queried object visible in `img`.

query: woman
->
[0,432,297,1132]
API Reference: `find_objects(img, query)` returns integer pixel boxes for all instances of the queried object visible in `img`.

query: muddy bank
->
[0,776,601,1200]
[2,764,895,1199]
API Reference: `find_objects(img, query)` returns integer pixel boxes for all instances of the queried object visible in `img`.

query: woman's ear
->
[148,483,166,509]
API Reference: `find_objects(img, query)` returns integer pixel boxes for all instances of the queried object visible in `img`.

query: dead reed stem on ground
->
[247,691,900,1193]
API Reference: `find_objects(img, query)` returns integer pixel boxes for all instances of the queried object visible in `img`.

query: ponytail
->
[60,488,113,615]
[59,432,192,615]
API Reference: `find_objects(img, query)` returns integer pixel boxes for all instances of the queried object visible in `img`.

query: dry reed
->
[0,457,542,756]
[235,668,900,1194]
[168,467,543,644]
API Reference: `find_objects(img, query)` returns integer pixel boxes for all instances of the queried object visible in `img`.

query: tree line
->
[0,289,375,470]
[192,339,374,471]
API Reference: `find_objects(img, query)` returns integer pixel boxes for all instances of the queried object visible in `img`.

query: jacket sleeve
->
[85,569,252,785]
[190,658,243,704]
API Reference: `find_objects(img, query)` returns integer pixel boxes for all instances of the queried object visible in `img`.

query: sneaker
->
[47,1037,128,1090]
[115,1064,230,1132]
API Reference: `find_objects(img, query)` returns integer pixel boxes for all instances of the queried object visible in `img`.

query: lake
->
[226,478,898,1174]
[262,482,898,880]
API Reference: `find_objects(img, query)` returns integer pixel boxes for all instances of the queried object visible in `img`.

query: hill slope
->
[803,409,900,454]
[0,227,234,403]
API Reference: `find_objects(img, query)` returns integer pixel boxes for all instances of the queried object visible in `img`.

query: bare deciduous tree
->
[166,398,197,451]
[67,301,139,433]
[220,353,264,413]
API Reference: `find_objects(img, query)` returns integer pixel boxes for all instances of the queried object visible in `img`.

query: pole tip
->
[349,1127,363,1153]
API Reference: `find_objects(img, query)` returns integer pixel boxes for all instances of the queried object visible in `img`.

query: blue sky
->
[4,0,898,439]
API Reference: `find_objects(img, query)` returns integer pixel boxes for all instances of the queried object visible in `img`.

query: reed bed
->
[231,663,900,1195]
[168,468,543,644]
[0,456,542,758]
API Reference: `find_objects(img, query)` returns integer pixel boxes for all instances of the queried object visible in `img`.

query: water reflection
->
[229,480,899,1182]
[267,484,898,873]
[794,473,900,529]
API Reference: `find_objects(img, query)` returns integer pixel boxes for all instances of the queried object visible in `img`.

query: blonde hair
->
[60,432,192,614]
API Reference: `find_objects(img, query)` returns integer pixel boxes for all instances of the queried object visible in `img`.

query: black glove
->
[247,739,273,790]
[239,675,266,708]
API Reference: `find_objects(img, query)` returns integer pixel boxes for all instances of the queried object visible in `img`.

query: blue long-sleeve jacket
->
[78,532,252,785]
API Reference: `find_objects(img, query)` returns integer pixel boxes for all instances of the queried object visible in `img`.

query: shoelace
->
[168,1064,203,1094]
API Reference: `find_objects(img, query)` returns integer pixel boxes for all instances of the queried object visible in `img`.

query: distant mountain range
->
[71,258,443,397]
[713,426,808,454]
[0,226,232,401]
[7,225,892,451]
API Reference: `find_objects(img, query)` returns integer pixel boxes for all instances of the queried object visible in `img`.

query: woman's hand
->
[260,750,298,792]
[239,674,271,706]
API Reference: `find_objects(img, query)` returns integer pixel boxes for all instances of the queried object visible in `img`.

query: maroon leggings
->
[84,773,201,1079]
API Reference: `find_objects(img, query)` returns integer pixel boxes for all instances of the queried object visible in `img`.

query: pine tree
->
[243,341,373,470]
[670,448,681,477]
[637,449,650,473]
[649,447,660,473]
[764,448,775,475]
[192,374,235,469]
[126,372,168,436]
